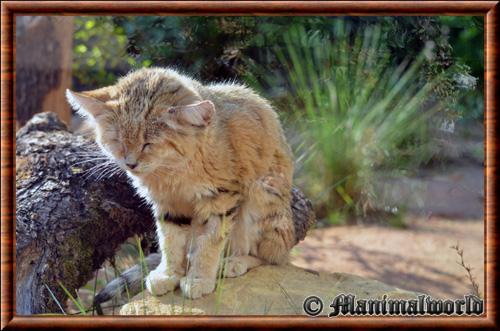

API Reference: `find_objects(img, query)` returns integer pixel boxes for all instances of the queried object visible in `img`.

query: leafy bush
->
[253,22,447,221]
[385,17,479,122]
[438,16,484,122]
[72,17,128,90]
[73,17,479,123]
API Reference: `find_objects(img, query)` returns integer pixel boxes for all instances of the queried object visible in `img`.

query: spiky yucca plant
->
[261,22,443,221]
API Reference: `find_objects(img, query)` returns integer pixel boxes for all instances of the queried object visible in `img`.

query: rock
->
[119,264,421,315]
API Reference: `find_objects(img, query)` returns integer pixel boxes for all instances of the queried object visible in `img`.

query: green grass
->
[248,22,444,223]
[44,283,67,315]
[54,235,147,316]
[57,281,87,315]
[134,234,151,315]
[214,218,231,314]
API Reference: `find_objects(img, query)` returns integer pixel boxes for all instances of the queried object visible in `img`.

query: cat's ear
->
[165,100,215,129]
[66,87,113,120]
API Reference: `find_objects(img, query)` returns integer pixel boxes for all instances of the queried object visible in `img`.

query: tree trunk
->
[15,17,74,130]
[15,113,316,314]
[16,113,154,314]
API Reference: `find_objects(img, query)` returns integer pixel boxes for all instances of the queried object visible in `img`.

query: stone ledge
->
[120,264,421,315]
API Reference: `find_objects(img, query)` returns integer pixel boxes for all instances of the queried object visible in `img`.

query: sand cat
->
[67,67,297,299]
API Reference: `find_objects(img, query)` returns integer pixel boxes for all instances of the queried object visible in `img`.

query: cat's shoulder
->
[204,81,257,98]
[202,81,273,112]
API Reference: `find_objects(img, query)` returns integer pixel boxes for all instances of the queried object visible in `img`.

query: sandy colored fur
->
[68,67,295,299]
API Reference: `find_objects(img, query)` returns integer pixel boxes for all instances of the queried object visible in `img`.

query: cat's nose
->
[126,163,138,170]
[124,154,138,170]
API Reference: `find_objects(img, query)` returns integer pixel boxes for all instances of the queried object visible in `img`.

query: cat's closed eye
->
[142,143,152,152]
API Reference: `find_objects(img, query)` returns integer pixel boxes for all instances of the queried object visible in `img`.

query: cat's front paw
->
[180,276,215,299]
[223,257,248,278]
[145,270,180,296]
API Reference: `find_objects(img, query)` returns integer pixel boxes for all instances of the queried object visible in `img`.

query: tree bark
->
[16,113,154,314]
[15,17,74,130]
[15,112,316,314]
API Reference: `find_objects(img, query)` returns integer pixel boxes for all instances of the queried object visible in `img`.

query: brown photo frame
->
[1,1,498,329]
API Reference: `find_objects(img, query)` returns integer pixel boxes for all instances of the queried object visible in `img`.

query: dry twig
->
[450,242,481,298]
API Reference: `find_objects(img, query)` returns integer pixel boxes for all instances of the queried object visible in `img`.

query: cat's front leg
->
[180,214,231,299]
[146,219,189,296]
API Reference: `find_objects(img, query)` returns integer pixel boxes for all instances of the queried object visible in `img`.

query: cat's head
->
[66,67,215,176]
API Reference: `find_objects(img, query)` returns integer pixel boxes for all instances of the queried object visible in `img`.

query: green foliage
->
[381,17,479,121]
[73,17,126,90]
[71,16,483,225]
[73,17,480,121]
[112,16,253,80]
[386,209,408,229]
[58,280,87,315]
[256,23,444,220]
[44,283,67,315]
[326,211,347,226]
[73,17,153,91]
[439,16,484,121]
[108,16,354,81]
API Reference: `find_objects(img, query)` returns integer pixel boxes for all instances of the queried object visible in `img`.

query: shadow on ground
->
[292,217,483,299]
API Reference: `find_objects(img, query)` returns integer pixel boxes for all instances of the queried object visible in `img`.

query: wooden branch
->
[15,17,73,129]
[16,113,154,314]
[15,112,316,314]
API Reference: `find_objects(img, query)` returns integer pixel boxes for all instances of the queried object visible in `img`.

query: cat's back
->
[200,82,293,181]
[200,82,283,135]
[201,82,271,115]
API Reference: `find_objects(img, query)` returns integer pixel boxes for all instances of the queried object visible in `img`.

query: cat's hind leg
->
[222,255,264,278]
[253,174,296,265]
[257,215,295,265]
[220,206,264,278]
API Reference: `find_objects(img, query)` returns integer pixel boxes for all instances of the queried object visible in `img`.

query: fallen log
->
[15,112,316,314]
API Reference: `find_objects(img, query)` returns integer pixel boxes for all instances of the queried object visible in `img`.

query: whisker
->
[70,158,110,166]
[83,162,114,180]
[83,161,113,172]
[74,150,101,154]
[73,149,102,154]
[96,165,119,181]
[97,162,124,181]
[107,168,124,179]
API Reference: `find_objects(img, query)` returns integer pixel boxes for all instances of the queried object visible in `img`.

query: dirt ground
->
[291,159,484,300]
[290,217,483,299]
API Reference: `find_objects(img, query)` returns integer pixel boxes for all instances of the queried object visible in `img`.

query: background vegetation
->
[72,16,484,225]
